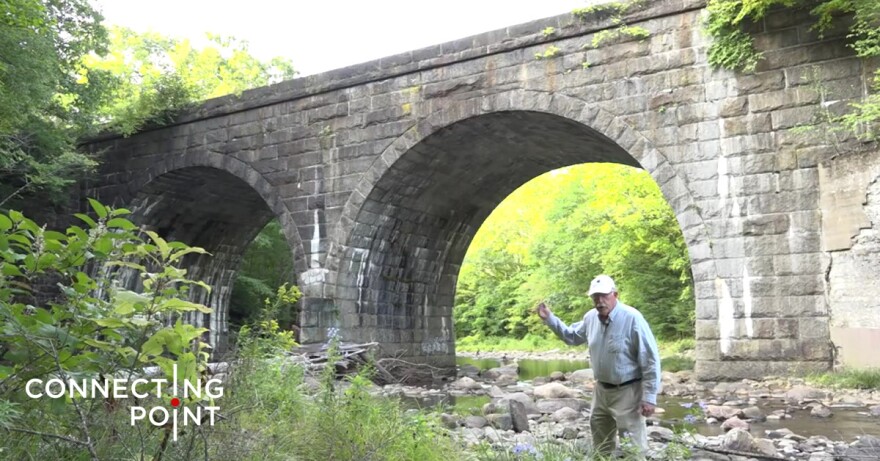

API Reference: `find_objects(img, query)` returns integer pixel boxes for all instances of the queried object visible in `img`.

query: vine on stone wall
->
[571,0,651,68]
[705,0,880,138]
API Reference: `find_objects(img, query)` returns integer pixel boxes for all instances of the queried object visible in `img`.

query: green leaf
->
[0,215,12,231]
[113,290,151,310]
[84,338,114,351]
[140,335,165,357]
[168,246,209,262]
[87,198,108,218]
[74,213,97,228]
[0,365,14,379]
[1,264,23,277]
[95,318,127,328]
[113,303,134,316]
[106,260,147,272]
[161,298,212,314]
[145,230,170,260]
[106,218,136,230]
[42,231,67,241]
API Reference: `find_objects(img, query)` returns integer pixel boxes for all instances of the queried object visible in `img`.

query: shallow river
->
[399,356,880,442]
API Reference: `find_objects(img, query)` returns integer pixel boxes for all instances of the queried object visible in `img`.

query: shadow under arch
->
[122,153,308,353]
[327,91,715,376]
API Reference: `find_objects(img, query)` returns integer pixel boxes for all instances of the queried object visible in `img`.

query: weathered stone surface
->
[568,369,595,383]
[550,407,580,422]
[741,406,766,421]
[509,400,530,432]
[810,404,833,418]
[722,428,754,451]
[842,435,880,461]
[706,405,742,420]
[720,416,750,431]
[464,415,488,428]
[535,398,588,414]
[499,393,539,415]
[786,385,829,404]
[452,377,482,390]
[75,0,879,379]
[486,413,513,431]
[533,382,579,399]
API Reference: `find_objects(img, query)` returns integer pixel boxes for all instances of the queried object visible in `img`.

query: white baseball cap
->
[588,275,617,295]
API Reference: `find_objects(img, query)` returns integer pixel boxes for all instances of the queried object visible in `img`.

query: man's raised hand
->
[535,302,550,320]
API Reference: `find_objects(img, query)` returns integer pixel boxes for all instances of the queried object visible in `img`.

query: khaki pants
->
[589,381,648,460]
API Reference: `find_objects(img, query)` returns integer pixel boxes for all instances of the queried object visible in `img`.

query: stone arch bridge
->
[81,0,880,380]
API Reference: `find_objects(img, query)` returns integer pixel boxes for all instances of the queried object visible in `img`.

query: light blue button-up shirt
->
[544,300,662,404]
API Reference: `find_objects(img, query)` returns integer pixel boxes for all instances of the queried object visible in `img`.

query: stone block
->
[799,317,830,339]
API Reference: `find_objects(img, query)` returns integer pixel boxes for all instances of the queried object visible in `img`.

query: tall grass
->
[808,368,880,389]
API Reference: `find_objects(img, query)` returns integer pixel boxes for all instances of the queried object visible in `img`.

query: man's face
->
[591,292,617,317]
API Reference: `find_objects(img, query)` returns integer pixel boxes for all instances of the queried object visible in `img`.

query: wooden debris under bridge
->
[288,341,449,384]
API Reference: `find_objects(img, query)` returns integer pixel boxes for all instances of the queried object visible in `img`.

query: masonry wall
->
[819,148,880,368]
[82,0,878,379]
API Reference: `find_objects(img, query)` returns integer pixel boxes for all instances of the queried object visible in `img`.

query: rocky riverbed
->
[370,353,880,460]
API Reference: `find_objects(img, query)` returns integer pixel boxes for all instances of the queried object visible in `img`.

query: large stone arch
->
[114,152,309,352]
[325,89,715,372]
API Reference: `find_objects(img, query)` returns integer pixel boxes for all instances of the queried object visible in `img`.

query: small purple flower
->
[684,414,698,424]
[679,402,694,409]
[698,401,708,410]
[512,443,538,456]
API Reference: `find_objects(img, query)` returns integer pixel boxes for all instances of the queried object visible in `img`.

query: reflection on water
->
[456,356,590,381]
[457,357,503,371]
[450,357,880,441]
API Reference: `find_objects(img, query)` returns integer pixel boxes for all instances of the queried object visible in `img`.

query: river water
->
[399,356,880,441]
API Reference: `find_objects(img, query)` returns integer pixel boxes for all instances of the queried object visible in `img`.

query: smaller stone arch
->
[114,151,308,352]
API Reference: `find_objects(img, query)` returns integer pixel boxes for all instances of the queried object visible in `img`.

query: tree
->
[0,0,112,206]
[454,164,696,341]
[83,27,297,135]
[229,220,297,330]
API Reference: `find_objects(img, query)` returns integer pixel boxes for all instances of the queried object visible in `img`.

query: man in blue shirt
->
[536,274,661,459]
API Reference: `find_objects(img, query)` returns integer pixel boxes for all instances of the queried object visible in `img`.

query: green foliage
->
[84,27,297,135]
[572,2,630,19]
[573,0,650,50]
[705,0,880,136]
[456,334,582,352]
[0,201,217,459]
[0,6,298,207]
[661,338,695,355]
[661,355,695,372]
[0,0,110,205]
[454,164,695,343]
[288,367,462,461]
[590,25,650,48]
[706,29,762,72]
[808,367,880,389]
[542,26,556,37]
[236,284,301,358]
[230,220,297,329]
[535,45,561,60]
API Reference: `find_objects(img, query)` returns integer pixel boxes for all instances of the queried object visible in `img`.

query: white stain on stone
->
[353,248,370,309]
[716,278,736,355]
[310,209,321,267]
[742,266,753,337]
[717,156,741,217]
[422,337,449,355]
